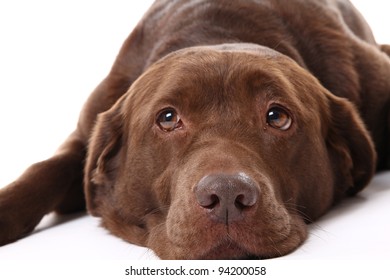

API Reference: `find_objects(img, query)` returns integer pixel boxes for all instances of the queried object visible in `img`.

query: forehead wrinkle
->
[150,52,237,112]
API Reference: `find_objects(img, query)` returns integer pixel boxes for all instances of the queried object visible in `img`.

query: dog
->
[1,0,389,259]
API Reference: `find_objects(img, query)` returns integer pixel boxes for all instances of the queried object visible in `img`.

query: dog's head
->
[84,44,376,259]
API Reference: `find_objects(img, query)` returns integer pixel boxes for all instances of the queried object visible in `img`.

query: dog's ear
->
[84,97,126,216]
[325,93,376,200]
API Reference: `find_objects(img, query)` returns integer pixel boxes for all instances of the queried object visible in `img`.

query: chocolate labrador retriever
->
[1,0,390,259]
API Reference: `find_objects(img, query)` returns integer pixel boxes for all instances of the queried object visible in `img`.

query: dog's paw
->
[0,184,44,246]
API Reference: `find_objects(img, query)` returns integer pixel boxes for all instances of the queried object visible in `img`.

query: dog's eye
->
[266,107,292,131]
[157,108,183,132]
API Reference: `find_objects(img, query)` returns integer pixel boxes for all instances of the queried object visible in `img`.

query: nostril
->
[234,194,247,210]
[195,188,221,209]
[235,189,258,208]
[204,194,220,209]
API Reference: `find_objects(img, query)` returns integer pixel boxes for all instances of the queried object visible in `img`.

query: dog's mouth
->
[175,213,308,260]
[150,210,307,259]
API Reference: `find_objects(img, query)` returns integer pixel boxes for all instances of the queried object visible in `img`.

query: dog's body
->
[1,0,390,259]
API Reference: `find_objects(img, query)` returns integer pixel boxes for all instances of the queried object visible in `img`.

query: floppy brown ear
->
[84,98,125,216]
[326,94,376,200]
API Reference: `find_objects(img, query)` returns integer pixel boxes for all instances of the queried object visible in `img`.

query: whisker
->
[266,236,283,257]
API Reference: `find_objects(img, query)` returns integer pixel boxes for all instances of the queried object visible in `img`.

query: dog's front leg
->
[0,132,85,246]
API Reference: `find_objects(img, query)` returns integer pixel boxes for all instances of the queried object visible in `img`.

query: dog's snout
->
[194,173,259,224]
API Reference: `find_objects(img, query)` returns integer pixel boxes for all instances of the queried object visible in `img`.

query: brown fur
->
[1,0,389,259]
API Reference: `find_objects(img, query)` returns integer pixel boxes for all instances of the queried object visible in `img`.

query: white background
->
[0,0,389,269]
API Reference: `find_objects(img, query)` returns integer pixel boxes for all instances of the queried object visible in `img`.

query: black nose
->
[194,173,259,224]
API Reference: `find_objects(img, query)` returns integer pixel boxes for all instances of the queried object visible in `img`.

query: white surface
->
[0,0,389,261]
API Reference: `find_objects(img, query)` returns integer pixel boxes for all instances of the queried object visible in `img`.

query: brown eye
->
[157,108,183,132]
[266,107,292,130]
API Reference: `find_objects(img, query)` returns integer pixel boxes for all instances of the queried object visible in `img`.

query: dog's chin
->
[193,237,279,260]
[196,241,254,260]
[174,218,307,260]
[192,239,297,260]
